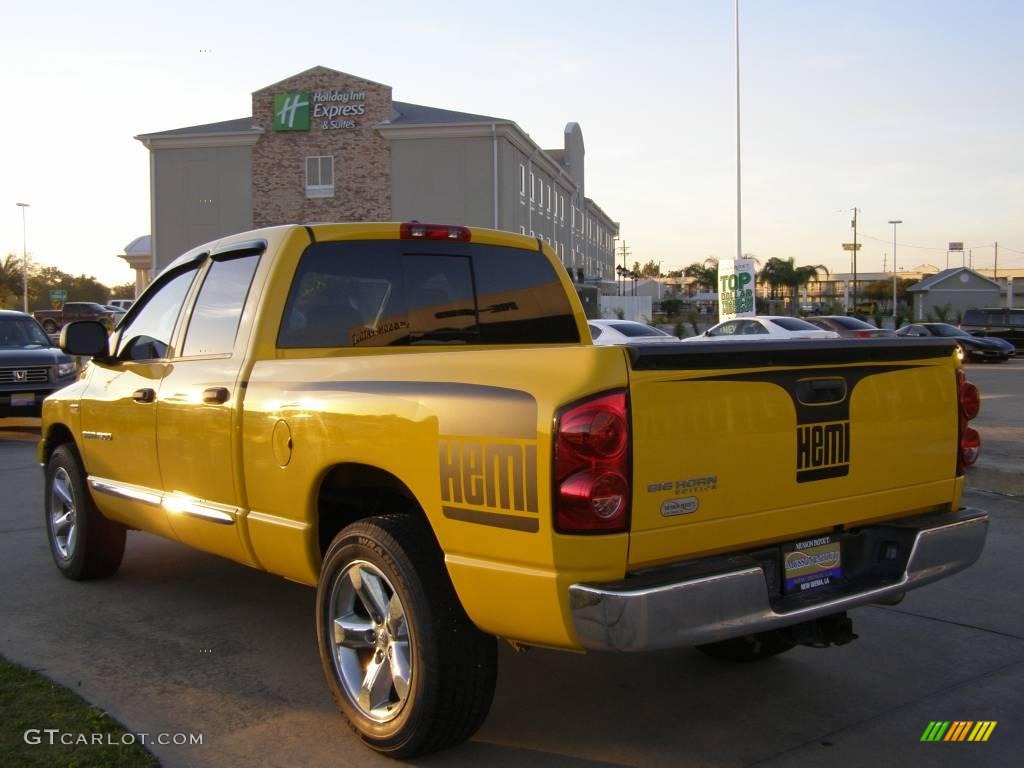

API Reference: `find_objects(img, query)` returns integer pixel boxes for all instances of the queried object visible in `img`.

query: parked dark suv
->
[960,308,1024,349]
[0,310,80,416]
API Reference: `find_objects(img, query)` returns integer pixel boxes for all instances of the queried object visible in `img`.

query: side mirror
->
[704,330,711,336]
[60,321,113,362]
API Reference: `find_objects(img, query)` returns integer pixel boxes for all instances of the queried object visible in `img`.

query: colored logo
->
[921,721,997,742]
[273,92,310,131]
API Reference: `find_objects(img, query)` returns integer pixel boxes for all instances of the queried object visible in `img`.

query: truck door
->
[154,245,263,565]
[79,263,201,538]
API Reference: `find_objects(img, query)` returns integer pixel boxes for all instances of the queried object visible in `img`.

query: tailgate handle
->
[797,378,847,405]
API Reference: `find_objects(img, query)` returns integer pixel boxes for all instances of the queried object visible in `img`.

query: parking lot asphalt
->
[2,384,1022,767]
[963,358,1024,496]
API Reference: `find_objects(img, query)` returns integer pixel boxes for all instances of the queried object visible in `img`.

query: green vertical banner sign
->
[718,258,756,322]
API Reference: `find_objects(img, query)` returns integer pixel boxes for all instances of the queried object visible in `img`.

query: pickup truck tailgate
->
[626,338,961,568]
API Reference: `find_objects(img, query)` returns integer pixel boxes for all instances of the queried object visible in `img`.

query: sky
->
[2,0,1024,289]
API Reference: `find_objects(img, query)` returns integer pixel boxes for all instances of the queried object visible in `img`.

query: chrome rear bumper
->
[569,508,988,652]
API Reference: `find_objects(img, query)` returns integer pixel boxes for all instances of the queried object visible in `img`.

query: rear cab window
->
[278,240,579,348]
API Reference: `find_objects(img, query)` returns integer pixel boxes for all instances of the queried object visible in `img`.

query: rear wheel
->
[316,515,497,757]
[45,444,126,580]
[697,630,796,662]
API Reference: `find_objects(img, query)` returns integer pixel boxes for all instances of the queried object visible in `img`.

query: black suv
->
[0,310,79,416]
[960,308,1024,349]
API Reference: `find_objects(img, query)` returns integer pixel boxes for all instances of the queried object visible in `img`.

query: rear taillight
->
[400,222,471,241]
[957,369,981,473]
[855,330,871,338]
[553,391,630,533]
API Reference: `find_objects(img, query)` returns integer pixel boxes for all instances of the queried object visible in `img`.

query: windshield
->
[0,316,52,348]
[927,324,969,338]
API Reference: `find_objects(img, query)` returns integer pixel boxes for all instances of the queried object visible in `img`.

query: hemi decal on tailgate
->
[683,365,916,484]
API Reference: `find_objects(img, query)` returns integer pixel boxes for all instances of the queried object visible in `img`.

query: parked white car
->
[684,316,839,341]
[588,319,681,345]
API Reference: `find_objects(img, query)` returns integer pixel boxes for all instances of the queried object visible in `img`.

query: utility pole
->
[994,242,998,279]
[851,208,859,311]
[617,241,631,296]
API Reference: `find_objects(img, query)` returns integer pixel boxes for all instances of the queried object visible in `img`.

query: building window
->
[519,164,526,196]
[530,172,535,201]
[559,194,565,221]
[520,226,526,234]
[305,156,334,198]
[546,184,552,212]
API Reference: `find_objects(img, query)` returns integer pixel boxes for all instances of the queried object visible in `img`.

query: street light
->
[16,202,30,313]
[888,219,902,322]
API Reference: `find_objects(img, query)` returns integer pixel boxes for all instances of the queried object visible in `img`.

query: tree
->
[683,257,719,293]
[0,253,25,308]
[639,260,661,278]
[109,282,135,300]
[758,257,828,314]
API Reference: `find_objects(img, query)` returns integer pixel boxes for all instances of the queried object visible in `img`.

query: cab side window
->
[116,267,199,361]
[182,254,260,357]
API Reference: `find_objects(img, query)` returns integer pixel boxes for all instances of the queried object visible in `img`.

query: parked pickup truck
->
[33,301,117,334]
[40,223,988,758]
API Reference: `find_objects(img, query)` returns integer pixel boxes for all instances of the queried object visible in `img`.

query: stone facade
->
[251,66,392,227]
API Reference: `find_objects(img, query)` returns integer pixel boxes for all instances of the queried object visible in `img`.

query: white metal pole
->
[16,202,30,313]
[735,0,742,262]
[888,219,901,320]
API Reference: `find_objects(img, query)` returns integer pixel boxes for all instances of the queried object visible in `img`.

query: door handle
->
[203,387,230,405]
[132,388,156,403]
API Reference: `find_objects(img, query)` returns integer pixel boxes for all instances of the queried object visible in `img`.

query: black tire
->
[697,630,796,662]
[316,515,497,757]
[44,444,126,580]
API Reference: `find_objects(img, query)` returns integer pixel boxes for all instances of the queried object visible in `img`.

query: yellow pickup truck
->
[40,222,988,757]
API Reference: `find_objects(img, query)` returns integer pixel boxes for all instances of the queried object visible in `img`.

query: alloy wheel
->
[327,560,413,723]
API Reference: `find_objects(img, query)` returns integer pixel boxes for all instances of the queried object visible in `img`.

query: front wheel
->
[45,444,126,580]
[316,515,497,757]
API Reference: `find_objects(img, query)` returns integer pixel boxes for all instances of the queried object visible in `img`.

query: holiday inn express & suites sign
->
[273,90,367,131]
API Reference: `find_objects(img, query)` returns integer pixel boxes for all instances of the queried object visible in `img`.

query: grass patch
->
[0,656,157,767]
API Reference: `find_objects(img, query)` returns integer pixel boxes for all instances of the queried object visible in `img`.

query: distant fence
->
[598,296,653,322]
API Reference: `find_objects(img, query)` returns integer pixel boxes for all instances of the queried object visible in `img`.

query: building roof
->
[388,101,509,125]
[136,117,259,140]
[908,267,1002,292]
[253,65,390,94]
[122,235,151,256]
[136,101,510,140]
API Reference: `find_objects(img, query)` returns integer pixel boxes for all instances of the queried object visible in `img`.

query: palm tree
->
[793,263,830,314]
[683,257,719,294]
[758,258,829,314]
[757,257,795,304]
